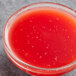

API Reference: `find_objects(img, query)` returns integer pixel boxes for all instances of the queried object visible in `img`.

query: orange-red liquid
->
[8,8,76,70]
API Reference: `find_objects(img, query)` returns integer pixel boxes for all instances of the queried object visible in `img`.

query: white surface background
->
[0,0,76,76]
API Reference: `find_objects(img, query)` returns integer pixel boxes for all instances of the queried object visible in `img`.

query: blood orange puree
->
[8,7,76,73]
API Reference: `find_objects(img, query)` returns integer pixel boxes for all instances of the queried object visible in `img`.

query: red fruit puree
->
[8,7,76,70]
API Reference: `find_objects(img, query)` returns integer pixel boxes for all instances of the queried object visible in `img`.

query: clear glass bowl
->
[3,2,76,76]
